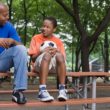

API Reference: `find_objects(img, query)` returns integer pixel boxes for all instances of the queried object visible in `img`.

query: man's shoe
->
[12,91,27,104]
[58,89,68,101]
[38,90,54,102]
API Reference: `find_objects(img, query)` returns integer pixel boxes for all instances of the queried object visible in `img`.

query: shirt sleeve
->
[28,37,40,55]
[8,23,21,42]
[57,39,66,59]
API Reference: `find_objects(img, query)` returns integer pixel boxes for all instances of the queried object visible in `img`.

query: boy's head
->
[41,17,57,37]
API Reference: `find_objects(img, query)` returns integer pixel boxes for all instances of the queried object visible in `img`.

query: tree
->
[55,0,110,71]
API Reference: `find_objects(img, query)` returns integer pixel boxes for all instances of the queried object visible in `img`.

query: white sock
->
[39,85,46,89]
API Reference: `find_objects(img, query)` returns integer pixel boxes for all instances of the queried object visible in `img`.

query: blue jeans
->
[0,45,28,91]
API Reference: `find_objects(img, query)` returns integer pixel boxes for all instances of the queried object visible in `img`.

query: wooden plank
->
[1,72,110,77]
[0,89,74,94]
[67,72,110,77]
[0,97,110,107]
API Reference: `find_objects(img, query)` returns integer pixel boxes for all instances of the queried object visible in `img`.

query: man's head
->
[41,17,57,37]
[0,2,9,26]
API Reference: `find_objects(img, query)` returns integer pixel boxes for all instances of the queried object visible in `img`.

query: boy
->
[28,17,67,102]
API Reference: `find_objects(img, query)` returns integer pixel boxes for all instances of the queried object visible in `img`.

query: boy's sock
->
[59,84,65,90]
[39,85,46,91]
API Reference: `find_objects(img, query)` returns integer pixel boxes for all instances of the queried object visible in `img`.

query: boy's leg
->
[56,52,66,85]
[35,52,54,102]
[56,52,68,101]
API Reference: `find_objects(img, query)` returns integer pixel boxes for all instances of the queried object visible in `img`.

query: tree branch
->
[90,7,110,43]
[55,0,73,17]
[72,0,87,39]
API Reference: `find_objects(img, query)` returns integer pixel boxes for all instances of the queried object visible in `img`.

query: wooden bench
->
[0,71,110,110]
[0,97,110,108]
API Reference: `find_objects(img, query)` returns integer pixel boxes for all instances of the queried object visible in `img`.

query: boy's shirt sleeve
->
[60,41,66,59]
[56,38,66,59]
[28,37,40,55]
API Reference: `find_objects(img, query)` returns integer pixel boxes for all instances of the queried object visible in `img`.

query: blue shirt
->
[0,21,21,54]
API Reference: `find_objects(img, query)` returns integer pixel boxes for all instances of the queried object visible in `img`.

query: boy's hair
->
[44,17,57,28]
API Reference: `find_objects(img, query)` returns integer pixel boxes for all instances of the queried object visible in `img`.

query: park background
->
[1,0,110,73]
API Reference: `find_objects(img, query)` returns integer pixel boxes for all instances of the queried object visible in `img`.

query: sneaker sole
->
[58,97,67,101]
[58,95,67,101]
[12,97,27,104]
[38,97,54,102]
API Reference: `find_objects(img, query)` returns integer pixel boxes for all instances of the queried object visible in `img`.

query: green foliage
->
[2,0,110,70]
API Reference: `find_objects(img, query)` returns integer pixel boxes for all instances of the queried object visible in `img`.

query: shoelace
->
[16,92,24,102]
[41,90,50,97]
[59,90,67,96]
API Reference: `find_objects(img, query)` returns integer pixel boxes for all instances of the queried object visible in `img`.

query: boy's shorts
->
[34,52,56,73]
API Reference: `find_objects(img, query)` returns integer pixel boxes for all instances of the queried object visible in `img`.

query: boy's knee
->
[56,52,65,63]
[42,53,51,62]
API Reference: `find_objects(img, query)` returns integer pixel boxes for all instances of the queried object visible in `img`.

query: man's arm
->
[0,38,22,48]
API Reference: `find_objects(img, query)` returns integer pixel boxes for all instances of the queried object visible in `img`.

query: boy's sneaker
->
[12,91,27,104]
[58,89,68,101]
[38,89,54,102]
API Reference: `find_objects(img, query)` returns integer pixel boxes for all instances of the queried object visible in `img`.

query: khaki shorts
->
[34,52,56,73]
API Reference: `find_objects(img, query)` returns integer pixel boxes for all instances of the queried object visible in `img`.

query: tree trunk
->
[6,0,13,21]
[23,0,28,45]
[81,37,90,71]
[104,30,109,72]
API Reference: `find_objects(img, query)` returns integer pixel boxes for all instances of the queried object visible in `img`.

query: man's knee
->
[13,45,27,58]
[14,45,27,52]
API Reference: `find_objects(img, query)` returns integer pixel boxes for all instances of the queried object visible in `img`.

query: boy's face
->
[41,20,56,37]
[0,6,9,26]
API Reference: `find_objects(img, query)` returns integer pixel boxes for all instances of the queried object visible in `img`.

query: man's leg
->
[0,50,13,72]
[0,45,28,104]
[12,45,28,91]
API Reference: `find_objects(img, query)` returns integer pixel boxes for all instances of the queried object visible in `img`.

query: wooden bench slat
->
[67,72,110,77]
[0,89,74,94]
[1,72,110,77]
[0,97,110,107]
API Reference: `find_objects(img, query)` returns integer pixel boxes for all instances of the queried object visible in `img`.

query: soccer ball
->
[40,41,57,52]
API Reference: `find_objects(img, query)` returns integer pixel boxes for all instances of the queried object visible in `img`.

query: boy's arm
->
[31,46,52,62]
[31,53,40,62]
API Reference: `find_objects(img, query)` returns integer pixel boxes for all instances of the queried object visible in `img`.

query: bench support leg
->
[82,77,88,110]
[92,77,96,110]
[65,105,69,110]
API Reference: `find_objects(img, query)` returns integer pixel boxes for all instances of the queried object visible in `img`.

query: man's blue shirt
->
[0,21,21,54]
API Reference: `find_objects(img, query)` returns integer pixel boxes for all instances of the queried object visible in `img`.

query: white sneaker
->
[58,89,68,101]
[38,90,54,102]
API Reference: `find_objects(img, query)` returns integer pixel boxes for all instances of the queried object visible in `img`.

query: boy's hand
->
[48,47,59,57]
[41,47,60,57]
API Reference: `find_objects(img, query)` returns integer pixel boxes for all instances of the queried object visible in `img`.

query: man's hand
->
[0,38,15,48]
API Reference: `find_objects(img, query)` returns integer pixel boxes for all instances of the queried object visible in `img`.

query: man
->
[29,17,68,102]
[0,2,27,104]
